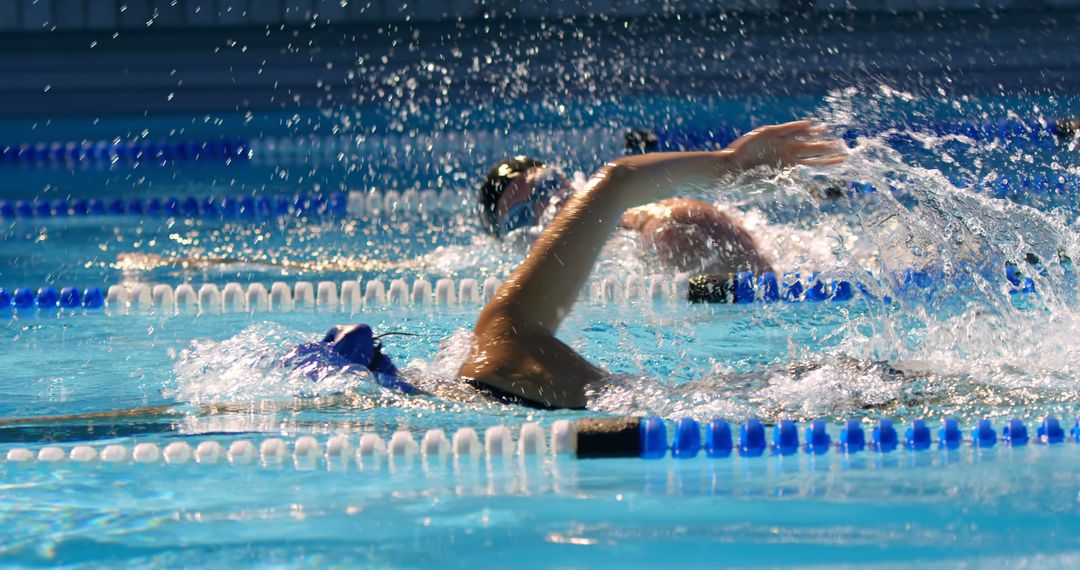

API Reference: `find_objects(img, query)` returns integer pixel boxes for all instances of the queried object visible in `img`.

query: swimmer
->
[2,121,845,432]
[0,323,417,439]
[113,126,794,281]
[458,120,846,409]
[477,158,773,278]
[283,323,419,394]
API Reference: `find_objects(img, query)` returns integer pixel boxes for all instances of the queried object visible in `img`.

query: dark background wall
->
[0,0,1058,32]
[0,0,1077,120]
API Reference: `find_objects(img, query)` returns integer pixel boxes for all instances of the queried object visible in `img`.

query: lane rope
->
[0,189,467,220]
[2,172,1077,222]
[1,117,1073,170]
[1,260,1062,315]
[0,416,1073,470]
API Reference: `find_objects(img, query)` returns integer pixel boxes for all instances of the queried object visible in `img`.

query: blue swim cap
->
[291,324,418,394]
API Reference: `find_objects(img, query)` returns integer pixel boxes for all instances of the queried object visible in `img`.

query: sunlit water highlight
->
[2,87,1080,566]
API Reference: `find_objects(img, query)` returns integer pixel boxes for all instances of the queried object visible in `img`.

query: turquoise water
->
[3,445,1080,568]
[2,90,1080,566]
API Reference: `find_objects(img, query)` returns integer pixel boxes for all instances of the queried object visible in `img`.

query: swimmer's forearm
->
[607,151,739,203]
[601,121,845,205]
[490,167,628,331]
[478,121,841,336]
[480,153,736,334]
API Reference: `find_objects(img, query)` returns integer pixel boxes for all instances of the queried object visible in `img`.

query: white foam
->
[169,323,374,403]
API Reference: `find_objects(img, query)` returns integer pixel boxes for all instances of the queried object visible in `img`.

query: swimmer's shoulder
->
[458,329,600,409]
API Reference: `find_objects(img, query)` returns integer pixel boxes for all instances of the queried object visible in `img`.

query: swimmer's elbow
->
[600,159,639,183]
[474,305,546,341]
[584,161,658,209]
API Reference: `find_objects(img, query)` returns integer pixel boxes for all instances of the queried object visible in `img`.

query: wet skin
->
[5,123,843,424]
[619,197,773,276]
[459,120,846,409]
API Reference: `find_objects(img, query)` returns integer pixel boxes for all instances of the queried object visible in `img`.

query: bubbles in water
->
[168,323,381,404]
[687,86,1080,419]
[141,82,1080,423]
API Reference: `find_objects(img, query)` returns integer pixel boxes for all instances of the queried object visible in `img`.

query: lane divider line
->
[2,260,1065,315]
[1,417,1071,470]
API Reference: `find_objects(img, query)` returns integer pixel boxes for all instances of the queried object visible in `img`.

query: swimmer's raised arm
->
[459,120,845,408]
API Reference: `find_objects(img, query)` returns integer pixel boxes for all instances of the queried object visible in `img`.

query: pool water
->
[2,88,1080,567]
[4,444,1080,568]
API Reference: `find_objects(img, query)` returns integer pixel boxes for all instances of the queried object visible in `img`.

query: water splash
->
[587,359,908,421]
[167,323,384,404]
[152,84,1080,422]
[612,86,1080,420]
[552,87,1080,421]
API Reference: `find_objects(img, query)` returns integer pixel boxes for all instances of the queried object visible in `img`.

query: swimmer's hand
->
[723,120,846,170]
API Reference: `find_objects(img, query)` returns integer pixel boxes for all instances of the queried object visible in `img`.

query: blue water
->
[2,88,1080,566]
[3,445,1080,568]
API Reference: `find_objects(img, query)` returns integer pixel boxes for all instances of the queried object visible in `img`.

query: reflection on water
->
[0,89,1078,431]
[103,86,1080,428]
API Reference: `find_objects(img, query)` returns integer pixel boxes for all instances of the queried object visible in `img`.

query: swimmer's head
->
[321,324,378,367]
[477,156,574,237]
[315,324,417,393]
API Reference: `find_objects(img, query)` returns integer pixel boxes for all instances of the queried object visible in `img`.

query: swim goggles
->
[496,166,572,236]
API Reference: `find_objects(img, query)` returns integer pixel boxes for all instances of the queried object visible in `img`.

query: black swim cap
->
[687,274,732,303]
[1053,117,1079,139]
[478,155,546,235]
